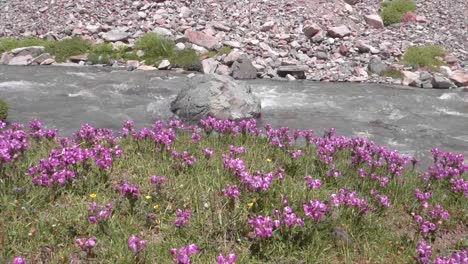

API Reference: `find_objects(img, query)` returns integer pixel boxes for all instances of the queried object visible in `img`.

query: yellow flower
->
[247,202,254,208]
[89,193,97,199]
[153,204,159,210]
[145,195,151,200]
[266,158,272,163]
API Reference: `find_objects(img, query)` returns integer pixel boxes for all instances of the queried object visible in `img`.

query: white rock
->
[175,43,186,50]
[158,59,171,70]
[153,27,173,37]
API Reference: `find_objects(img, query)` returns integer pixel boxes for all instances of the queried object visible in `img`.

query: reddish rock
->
[40,58,55,65]
[184,30,218,50]
[303,24,321,38]
[339,45,349,56]
[364,14,384,29]
[327,25,351,38]
[401,12,417,24]
[69,54,88,62]
[444,55,458,64]
[0,52,13,64]
[8,55,33,65]
[449,71,468,87]
[260,21,275,32]
[137,65,157,71]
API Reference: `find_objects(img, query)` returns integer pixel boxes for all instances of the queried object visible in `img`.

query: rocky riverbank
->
[1,0,467,88]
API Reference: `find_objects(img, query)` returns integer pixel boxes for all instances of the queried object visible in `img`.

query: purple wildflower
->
[174,209,191,227]
[127,235,146,253]
[303,200,327,222]
[304,176,321,190]
[170,244,198,264]
[216,253,237,264]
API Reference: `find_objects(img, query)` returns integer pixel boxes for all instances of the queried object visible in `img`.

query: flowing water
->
[1,65,467,166]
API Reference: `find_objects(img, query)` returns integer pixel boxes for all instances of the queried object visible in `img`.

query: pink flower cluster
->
[414,188,432,208]
[416,241,433,264]
[75,236,97,251]
[303,199,327,222]
[170,244,198,264]
[119,181,140,200]
[304,176,321,190]
[248,215,275,238]
[330,189,369,214]
[273,196,303,229]
[171,150,197,168]
[127,235,146,253]
[1,121,30,168]
[216,253,237,264]
[87,202,112,224]
[150,175,166,186]
[370,190,390,208]
[202,148,214,159]
[221,184,239,198]
[174,209,191,227]
[28,119,58,141]
[422,148,466,181]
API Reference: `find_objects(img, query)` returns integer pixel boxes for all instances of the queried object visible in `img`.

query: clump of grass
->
[0,37,50,53]
[402,45,445,70]
[0,98,8,120]
[380,0,416,25]
[170,49,201,71]
[134,33,174,66]
[379,69,404,79]
[204,50,218,58]
[46,38,91,62]
[88,43,114,65]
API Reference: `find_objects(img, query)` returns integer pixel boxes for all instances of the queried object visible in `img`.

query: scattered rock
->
[368,56,387,74]
[158,59,171,70]
[449,71,468,87]
[137,65,157,71]
[8,55,33,65]
[215,64,231,76]
[40,58,55,65]
[432,74,455,89]
[152,27,173,37]
[102,30,130,42]
[410,71,433,88]
[175,43,186,50]
[303,24,321,38]
[231,56,257,80]
[69,54,88,62]
[401,71,419,86]
[224,41,241,49]
[224,50,241,66]
[170,74,261,121]
[344,0,360,5]
[260,21,275,32]
[11,46,45,57]
[213,23,231,32]
[364,14,384,29]
[184,30,218,50]
[311,30,325,43]
[277,65,309,79]
[327,25,351,38]
[31,53,52,64]
[201,58,219,74]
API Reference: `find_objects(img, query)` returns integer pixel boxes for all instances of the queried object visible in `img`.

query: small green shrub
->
[380,0,416,25]
[0,98,9,120]
[204,50,218,58]
[379,69,404,79]
[135,33,174,65]
[46,38,91,62]
[170,49,201,71]
[402,45,445,70]
[88,43,114,65]
[0,37,49,53]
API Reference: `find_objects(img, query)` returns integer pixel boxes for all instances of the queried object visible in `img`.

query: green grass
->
[0,37,50,53]
[88,43,114,65]
[380,0,416,25]
[0,98,8,120]
[379,69,404,79]
[0,121,466,263]
[134,33,175,66]
[170,49,202,71]
[402,45,445,70]
[45,38,91,62]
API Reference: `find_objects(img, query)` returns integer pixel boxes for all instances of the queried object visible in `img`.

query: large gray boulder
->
[170,74,261,122]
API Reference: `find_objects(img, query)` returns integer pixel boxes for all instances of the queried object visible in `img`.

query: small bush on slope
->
[402,45,445,70]
[380,0,416,25]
